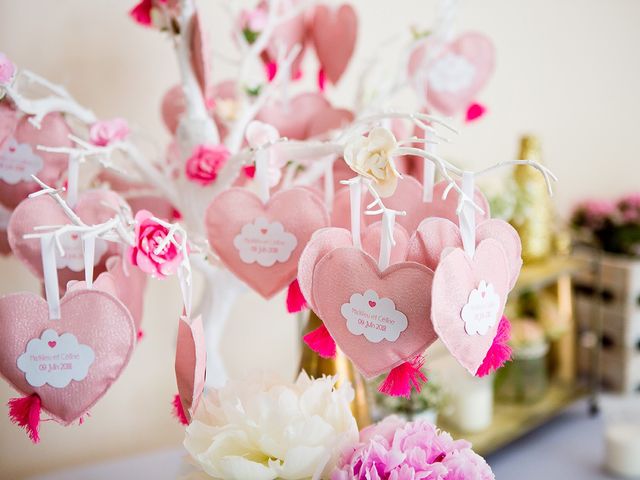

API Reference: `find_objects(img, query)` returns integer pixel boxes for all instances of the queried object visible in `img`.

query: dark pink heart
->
[0,113,73,210]
[0,288,135,424]
[431,239,509,375]
[312,247,436,378]
[311,4,358,84]
[7,190,126,292]
[206,187,330,298]
[47,341,56,348]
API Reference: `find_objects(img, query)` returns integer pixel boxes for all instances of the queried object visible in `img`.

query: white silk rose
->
[184,372,359,480]
[344,127,401,197]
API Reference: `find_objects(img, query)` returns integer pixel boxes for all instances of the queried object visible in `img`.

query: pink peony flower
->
[128,210,183,278]
[332,416,495,480]
[0,52,16,85]
[89,118,130,146]
[574,199,616,229]
[184,144,230,186]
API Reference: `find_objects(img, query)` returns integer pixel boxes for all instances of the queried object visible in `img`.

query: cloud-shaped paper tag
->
[341,289,408,343]
[461,280,501,336]
[55,232,108,272]
[233,216,297,267]
[428,53,476,93]
[17,329,95,388]
[0,137,44,184]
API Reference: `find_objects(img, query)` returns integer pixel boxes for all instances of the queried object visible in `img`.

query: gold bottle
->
[512,135,554,263]
[299,311,371,427]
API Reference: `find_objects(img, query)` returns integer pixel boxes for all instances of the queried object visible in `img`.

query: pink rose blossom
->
[185,144,230,186]
[332,416,495,480]
[129,0,168,27]
[0,52,16,85]
[89,118,130,146]
[128,210,183,278]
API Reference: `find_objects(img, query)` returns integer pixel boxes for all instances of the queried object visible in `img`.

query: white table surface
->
[30,400,624,480]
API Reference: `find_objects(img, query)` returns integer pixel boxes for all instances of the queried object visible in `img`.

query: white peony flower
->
[343,127,400,197]
[184,372,359,480]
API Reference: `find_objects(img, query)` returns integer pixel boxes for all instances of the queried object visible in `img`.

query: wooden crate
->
[573,252,640,392]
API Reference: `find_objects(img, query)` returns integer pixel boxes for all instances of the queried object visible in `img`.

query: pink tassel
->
[318,68,327,92]
[137,330,144,341]
[303,324,336,358]
[476,315,512,377]
[243,165,256,178]
[8,394,42,443]
[266,61,278,82]
[286,279,307,313]
[171,394,189,426]
[378,355,428,398]
[465,102,487,122]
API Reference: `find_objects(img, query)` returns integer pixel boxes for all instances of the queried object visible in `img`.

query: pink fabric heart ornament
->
[311,4,358,84]
[298,224,410,313]
[431,239,510,375]
[0,113,73,210]
[105,256,148,334]
[0,288,135,440]
[408,32,495,116]
[174,315,206,424]
[206,186,330,298]
[190,12,211,96]
[311,247,436,381]
[331,177,490,233]
[8,190,126,292]
[407,217,522,289]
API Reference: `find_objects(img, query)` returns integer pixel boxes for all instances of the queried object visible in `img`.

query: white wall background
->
[0,0,639,477]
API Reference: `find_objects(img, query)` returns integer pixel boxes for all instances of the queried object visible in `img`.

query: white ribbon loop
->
[422,158,436,202]
[458,171,476,258]
[83,234,96,288]
[323,157,335,211]
[378,209,397,271]
[346,177,362,249]
[66,153,81,209]
[255,148,271,204]
[40,234,61,320]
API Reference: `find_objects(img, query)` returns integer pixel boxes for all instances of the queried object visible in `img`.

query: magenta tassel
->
[465,102,487,122]
[303,324,336,358]
[476,315,512,377]
[286,279,308,313]
[172,394,189,426]
[378,356,428,398]
[318,68,327,91]
[8,394,42,443]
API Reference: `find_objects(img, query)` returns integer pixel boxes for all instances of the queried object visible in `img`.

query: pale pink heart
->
[206,187,330,298]
[264,3,307,77]
[257,93,330,140]
[66,271,119,298]
[311,4,358,84]
[0,113,73,210]
[307,107,354,139]
[0,289,135,424]
[331,177,490,233]
[298,223,410,310]
[407,217,522,289]
[190,12,211,96]
[408,33,495,116]
[7,190,126,292]
[0,102,18,149]
[98,169,176,221]
[312,247,436,378]
[175,315,206,422]
[105,256,148,332]
[431,239,509,375]
[160,80,236,136]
